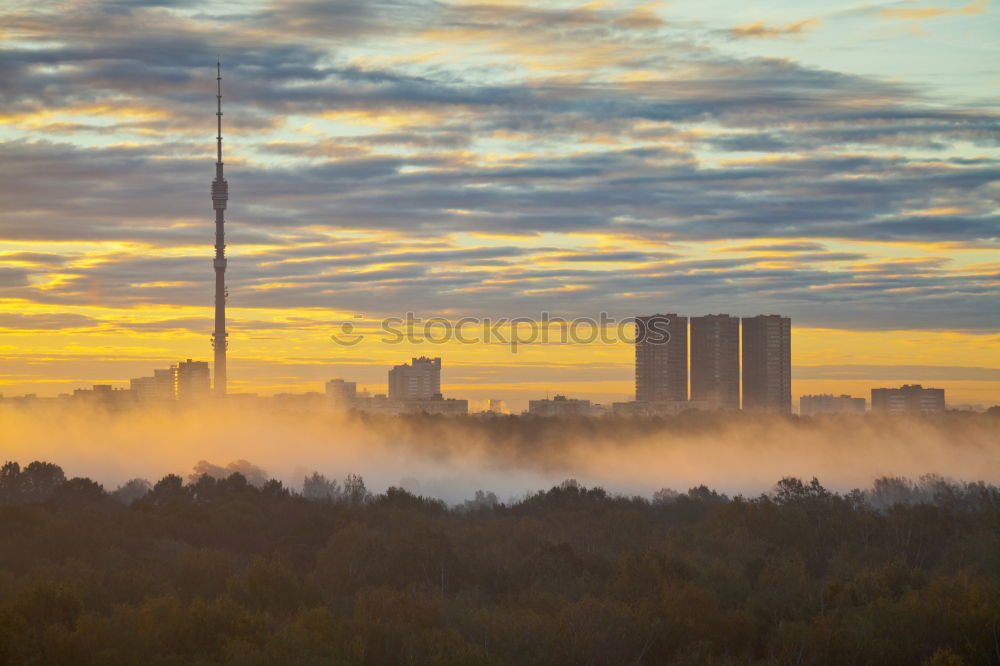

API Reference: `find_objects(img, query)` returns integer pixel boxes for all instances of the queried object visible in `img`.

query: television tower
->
[211,61,228,396]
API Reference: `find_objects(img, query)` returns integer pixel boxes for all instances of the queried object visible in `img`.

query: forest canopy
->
[0,457,997,665]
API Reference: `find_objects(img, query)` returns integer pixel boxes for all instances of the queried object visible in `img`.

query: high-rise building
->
[176,359,210,401]
[635,314,688,402]
[871,385,945,414]
[741,315,791,412]
[690,314,740,409]
[800,394,865,415]
[388,357,442,401]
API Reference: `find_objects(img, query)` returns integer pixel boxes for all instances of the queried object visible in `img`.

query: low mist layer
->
[1,405,997,502]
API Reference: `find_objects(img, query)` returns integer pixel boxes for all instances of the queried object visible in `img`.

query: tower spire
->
[211,61,228,396]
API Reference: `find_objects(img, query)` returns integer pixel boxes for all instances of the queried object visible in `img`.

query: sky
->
[0,0,998,410]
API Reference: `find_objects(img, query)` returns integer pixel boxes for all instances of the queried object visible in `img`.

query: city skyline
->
[0,308,995,412]
[5,340,954,417]
[1,0,998,409]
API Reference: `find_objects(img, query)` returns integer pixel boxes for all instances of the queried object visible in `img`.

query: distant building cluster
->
[130,359,210,403]
[628,313,791,413]
[0,321,953,417]
[797,385,946,416]
[871,384,946,415]
[800,394,866,416]
[314,314,942,418]
[328,357,469,416]
[48,359,212,409]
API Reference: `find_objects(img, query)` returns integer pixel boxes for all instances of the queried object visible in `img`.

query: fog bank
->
[1,405,997,503]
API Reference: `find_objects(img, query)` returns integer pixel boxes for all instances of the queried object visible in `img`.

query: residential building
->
[175,359,210,401]
[388,357,441,401]
[400,396,469,416]
[611,400,709,416]
[871,384,945,414]
[741,315,791,412]
[635,314,688,403]
[130,367,176,402]
[528,395,593,416]
[352,393,400,415]
[325,379,357,404]
[690,314,740,409]
[800,394,865,415]
[72,384,133,408]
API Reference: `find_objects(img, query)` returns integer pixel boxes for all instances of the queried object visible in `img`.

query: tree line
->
[0,459,997,664]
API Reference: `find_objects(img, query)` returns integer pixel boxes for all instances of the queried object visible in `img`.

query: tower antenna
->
[211,60,229,396]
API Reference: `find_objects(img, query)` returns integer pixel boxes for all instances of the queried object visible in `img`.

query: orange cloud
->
[614,1,666,29]
[728,17,820,38]
[879,0,988,19]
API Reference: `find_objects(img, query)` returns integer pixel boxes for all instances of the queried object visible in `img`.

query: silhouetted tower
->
[211,62,229,396]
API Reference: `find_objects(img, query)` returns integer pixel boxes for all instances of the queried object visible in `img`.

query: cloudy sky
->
[1,0,998,408]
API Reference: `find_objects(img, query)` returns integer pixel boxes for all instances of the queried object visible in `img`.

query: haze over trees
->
[0,456,997,665]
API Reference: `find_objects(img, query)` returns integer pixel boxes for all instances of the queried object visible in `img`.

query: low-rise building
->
[130,367,176,402]
[325,379,358,405]
[400,395,469,416]
[73,384,134,409]
[528,395,592,416]
[871,384,945,414]
[611,400,709,417]
[800,394,866,415]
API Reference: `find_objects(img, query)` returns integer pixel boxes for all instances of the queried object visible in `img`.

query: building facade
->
[741,315,791,412]
[73,384,133,408]
[400,397,468,416]
[690,314,740,410]
[130,367,176,402]
[635,314,688,403]
[611,400,709,417]
[388,357,442,401]
[800,394,865,415]
[325,379,357,404]
[871,385,945,414]
[176,359,210,401]
[527,395,593,416]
